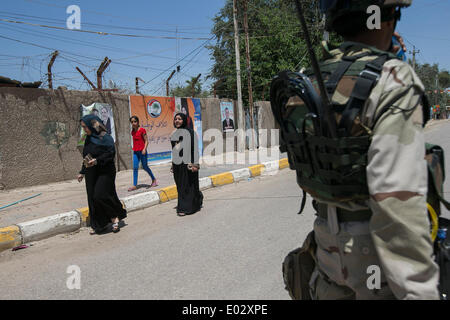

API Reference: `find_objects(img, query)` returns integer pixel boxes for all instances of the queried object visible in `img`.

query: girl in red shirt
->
[128,116,158,191]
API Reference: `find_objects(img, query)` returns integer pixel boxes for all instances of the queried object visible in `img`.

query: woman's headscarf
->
[80,114,115,151]
[171,112,198,164]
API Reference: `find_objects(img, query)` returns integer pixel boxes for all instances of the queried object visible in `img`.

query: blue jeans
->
[133,151,155,186]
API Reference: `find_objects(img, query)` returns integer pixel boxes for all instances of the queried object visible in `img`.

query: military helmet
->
[321,0,412,31]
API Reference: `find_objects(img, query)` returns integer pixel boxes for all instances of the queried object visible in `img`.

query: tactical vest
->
[270,46,450,224]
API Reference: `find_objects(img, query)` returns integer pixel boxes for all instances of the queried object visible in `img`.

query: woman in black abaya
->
[77,115,126,234]
[170,113,203,216]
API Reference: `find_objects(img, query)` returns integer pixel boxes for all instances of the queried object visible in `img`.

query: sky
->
[0,0,449,95]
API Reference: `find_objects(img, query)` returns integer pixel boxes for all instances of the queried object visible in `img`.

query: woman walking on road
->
[128,116,158,192]
[170,112,203,216]
[77,115,126,234]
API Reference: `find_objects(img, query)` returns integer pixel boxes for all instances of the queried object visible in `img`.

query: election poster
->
[129,95,175,164]
[220,101,235,133]
[78,103,116,147]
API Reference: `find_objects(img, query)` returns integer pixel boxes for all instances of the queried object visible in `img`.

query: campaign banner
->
[78,103,116,147]
[220,101,235,133]
[129,96,175,163]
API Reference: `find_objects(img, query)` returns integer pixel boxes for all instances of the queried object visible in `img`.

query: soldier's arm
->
[366,62,440,300]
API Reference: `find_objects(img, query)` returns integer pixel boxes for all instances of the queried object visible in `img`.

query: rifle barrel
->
[294,0,337,138]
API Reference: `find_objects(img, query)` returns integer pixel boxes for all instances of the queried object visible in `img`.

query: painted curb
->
[157,185,178,203]
[262,160,280,176]
[230,168,251,182]
[0,158,290,252]
[249,164,265,177]
[210,172,234,186]
[279,158,289,169]
[199,177,213,191]
[17,211,81,243]
[76,207,89,226]
[0,226,22,251]
[122,191,160,212]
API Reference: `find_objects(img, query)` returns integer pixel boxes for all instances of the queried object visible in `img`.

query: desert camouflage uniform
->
[309,42,440,300]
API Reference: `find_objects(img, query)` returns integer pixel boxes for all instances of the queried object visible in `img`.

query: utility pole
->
[409,45,420,71]
[435,74,439,119]
[233,0,245,152]
[135,77,144,94]
[47,50,59,89]
[191,73,201,97]
[166,70,176,96]
[243,0,255,149]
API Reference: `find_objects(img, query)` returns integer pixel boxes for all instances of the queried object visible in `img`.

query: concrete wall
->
[0,88,276,190]
[0,87,132,190]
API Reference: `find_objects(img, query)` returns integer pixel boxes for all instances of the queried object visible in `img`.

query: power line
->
[139,37,215,90]
[22,0,214,30]
[0,18,211,40]
[0,21,206,66]
[0,11,213,35]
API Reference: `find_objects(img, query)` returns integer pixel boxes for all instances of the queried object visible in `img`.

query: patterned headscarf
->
[80,114,114,150]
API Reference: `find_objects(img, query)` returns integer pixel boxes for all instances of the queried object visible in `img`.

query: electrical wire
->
[0,10,213,35]
[0,18,211,40]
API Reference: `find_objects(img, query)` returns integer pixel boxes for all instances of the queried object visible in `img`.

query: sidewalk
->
[0,148,285,228]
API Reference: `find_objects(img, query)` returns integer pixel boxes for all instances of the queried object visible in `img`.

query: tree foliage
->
[207,0,330,104]
[170,77,210,98]
[415,63,449,108]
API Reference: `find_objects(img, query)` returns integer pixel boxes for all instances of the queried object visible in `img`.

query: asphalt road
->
[0,168,314,299]
[0,121,448,300]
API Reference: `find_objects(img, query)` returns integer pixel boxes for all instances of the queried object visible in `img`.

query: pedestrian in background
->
[170,113,203,216]
[128,116,158,192]
[77,114,126,234]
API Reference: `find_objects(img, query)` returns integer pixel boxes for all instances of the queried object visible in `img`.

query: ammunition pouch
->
[282,231,317,300]
[435,217,450,300]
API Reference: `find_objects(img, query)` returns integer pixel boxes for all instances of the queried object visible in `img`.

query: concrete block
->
[249,164,265,177]
[279,158,289,169]
[0,225,22,251]
[76,207,90,227]
[17,211,81,243]
[122,191,160,211]
[157,186,178,203]
[262,160,280,176]
[210,172,234,186]
[199,177,212,191]
[230,168,251,182]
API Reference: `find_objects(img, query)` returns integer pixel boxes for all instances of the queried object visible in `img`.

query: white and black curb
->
[0,158,290,253]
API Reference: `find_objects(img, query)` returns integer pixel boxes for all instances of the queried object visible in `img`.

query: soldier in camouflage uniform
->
[310,0,439,300]
[277,0,440,300]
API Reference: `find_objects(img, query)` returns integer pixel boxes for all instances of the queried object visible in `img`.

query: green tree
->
[207,0,333,104]
[170,77,210,98]
[416,63,449,109]
[438,70,450,89]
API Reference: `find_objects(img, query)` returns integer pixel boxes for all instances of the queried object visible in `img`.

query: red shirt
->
[131,127,147,151]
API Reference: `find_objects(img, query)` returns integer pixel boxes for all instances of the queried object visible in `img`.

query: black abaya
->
[171,115,203,215]
[80,140,127,232]
[173,163,203,214]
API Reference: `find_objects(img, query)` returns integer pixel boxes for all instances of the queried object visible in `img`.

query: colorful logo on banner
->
[147,99,162,118]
